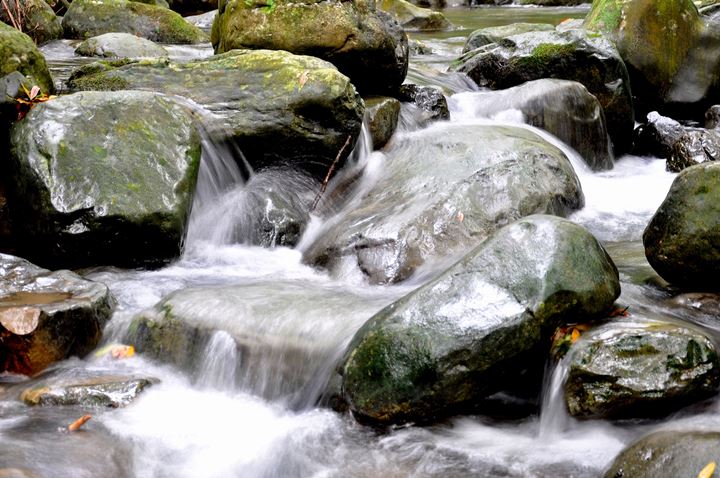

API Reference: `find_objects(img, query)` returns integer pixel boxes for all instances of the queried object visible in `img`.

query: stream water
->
[2,5,718,478]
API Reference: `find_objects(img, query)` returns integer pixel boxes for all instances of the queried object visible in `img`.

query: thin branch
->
[1,0,21,31]
[310,135,353,213]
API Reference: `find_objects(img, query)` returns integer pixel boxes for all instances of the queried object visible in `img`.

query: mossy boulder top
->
[75,32,169,58]
[339,215,620,425]
[211,0,409,94]
[303,123,584,284]
[0,0,63,45]
[8,90,201,268]
[62,0,208,43]
[452,28,634,154]
[67,50,365,178]
[643,161,720,290]
[0,22,54,95]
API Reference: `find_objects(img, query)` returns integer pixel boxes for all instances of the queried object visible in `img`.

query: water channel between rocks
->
[3,5,716,478]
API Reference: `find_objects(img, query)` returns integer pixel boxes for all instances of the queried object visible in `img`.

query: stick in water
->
[310,135,353,213]
[67,415,92,432]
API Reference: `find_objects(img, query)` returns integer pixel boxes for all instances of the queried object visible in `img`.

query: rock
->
[74,32,168,59]
[303,123,584,284]
[0,254,114,375]
[67,50,364,179]
[408,38,432,55]
[211,0,408,94]
[565,320,720,419]
[450,79,614,171]
[452,28,634,154]
[667,292,720,316]
[584,0,709,114]
[378,0,450,31]
[7,90,201,269]
[632,111,686,159]
[604,430,720,478]
[62,0,207,44]
[340,215,620,425]
[668,129,720,172]
[0,22,54,95]
[463,23,554,53]
[184,10,217,30]
[0,71,33,127]
[706,104,720,129]
[0,0,63,44]
[134,0,171,8]
[17,368,157,407]
[643,162,720,290]
[365,96,401,149]
[396,84,449,124]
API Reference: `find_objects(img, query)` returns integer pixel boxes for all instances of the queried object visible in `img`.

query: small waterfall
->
[196,330,240,391]
[538,359,572,439]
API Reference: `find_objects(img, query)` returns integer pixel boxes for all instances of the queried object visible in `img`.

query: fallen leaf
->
[95,343,135,359]
[0,307,40,335]
[699,461,716,478]
[298,70,309,89]
[28,85,40,100]
[67,415,91,432]
[456,212,464,222]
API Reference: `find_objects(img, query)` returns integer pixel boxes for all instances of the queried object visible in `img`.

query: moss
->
[512,42,576,71]
[68,73,129,91]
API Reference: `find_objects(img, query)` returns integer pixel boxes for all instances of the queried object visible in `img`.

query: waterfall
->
[538,359,572,439]
[196,330,240,391]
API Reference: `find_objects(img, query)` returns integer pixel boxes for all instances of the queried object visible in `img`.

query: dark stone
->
[668,129,720,172]
[364,96,401,149]
[632,111,686,159]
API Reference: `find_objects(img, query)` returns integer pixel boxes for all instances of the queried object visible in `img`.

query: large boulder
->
[0,22,54,95]
[584,0,720,115]
[8,90,201,269]
[75,32,168,59]
[378,0,450,31]
[0,254,114,375]
[604,430,720,478]
[564,320,720,419]
[668,128,720,172]
[303,123,584,284]
[450,79,614,171]
[462,23,554,53]
[452,29,634,154]
[339,215,620,425]
[62,0,207,43]
[67,50,364,179]
[0,0,63,44]
[643,162,720,290]
[210,0,408,94]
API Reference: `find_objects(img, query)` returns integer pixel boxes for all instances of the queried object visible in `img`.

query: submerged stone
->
[75,33,169,59]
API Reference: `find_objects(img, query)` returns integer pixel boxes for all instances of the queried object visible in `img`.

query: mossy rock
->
[462,22,554,53]
[0,0,63,44]
[643,161,720,290]
[0,22,54,94]
[340,215,620,425]
[62,0,207,43]
[75,32,168,58]
[378,0,450,31]
[211,0,408,94]
[8,90,201,269]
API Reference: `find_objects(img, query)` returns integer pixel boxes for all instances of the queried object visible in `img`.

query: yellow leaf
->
[698,461,716,478]
[570,328,581,342]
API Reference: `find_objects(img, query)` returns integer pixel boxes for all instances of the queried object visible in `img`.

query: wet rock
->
[0,23,55,95]
[668,129,720,172]
[396,84,449,124]
[408,39,432,55]
[643,162,720,290]
[0,254,114,375]
[453,29,634,154]
[463,22,554,53]
[632,111,686,159]
[604,430,720,478]
[67,50,364,180]
[184,10,217,30]
[303,123,584,284]
[378,0,450,31]
[365,96,401,149]
[211,0,408,94]
[340,215,620,425]
[75,32,168,59]
[8,90,201,269]
[451,79,614,171]
[667,292,720,316]
[565,320,720,419]
[0,0,62,45]
[62,0,207,43]
[706,104,720,129]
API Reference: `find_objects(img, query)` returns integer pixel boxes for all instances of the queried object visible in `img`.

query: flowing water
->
[3,5,719,478]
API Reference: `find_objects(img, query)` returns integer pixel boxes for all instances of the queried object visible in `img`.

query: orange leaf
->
[67,414,91,432]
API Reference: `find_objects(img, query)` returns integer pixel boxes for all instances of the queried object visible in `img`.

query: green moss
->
[512,42,576,71]
[68,73,129,91]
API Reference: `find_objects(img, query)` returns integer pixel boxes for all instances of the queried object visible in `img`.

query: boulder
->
[668,129,720,172]
[340,215,620,425]
[0,254,114,375]
[74,32,168,58]
[643,162,720,290]
[0,22,54,95]
[632,111,686,159]
[303,123,584,284]
[62,0,207,43]
[565,320,720,419]
[450,79,614,171]
[67,50,364,179]
[365,96,401,149]
[452,28,634,154]
[184,10,217,30]
[210,0,408,94]
[378,0,450,31]
[604,430,720,478]
[8,90,201,269]
[0,0,62,44]
[463,23,554,53]
[705,104,720,129]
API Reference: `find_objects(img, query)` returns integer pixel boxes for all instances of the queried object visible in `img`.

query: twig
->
[1,0,21,31]
[310,135,353,212]
[67,414,92,432]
